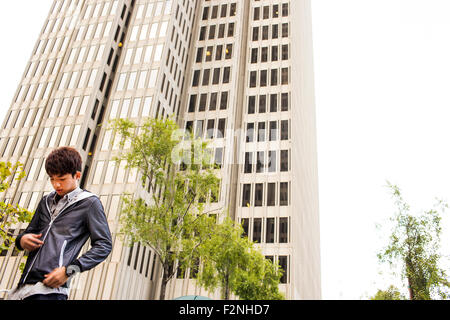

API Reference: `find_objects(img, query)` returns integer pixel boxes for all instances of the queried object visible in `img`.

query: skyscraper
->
[0,0,320,300]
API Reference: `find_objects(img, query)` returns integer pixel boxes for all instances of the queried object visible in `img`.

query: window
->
[225,44,233,59]
[192,70,200,86]
[242,184,251,207]
[279,256,288,283]
[256,151,264,173]
[246,123,254,142]
[267,183,276,206]
[241,218,249,238]
[251,48,258,63]
[279,218,288,243]
[249,71,257,88]
[252,27,259,41]
[280,150,289,172]
[253,218,262,243]
[270,69,278,86]
[282,44,289,60]
[220,92,228,110]
[254,183,263,207]
[270,94,277,112]
[199,94,207,112]
[268,150,276,172]
[281,93,289,111]
[202,69,210,86]
[261,47,268,62]
[248,96,255,114]
[212,68,220,85]
[266,218,275,243]
[269,121,277,141]
[217,118,226,138]
[281,120,289,140]
[257,122,265,142]
[260,70,267,87]
[281,67,289,84]
[196,47,203,63]
[244,152,252,173]
[209,92,217,111]
[259,95,266,113]
[223,67,230,84]
[280,182,289,206]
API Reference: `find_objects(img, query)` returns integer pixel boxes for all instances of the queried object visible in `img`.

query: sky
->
[2,0,450,300]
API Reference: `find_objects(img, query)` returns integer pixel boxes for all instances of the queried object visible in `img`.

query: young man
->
[9,147,112,300]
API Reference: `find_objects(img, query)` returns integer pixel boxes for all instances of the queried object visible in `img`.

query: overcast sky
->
[1,0,450,300]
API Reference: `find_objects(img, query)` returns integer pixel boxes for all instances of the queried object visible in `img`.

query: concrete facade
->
[0,0,320,300]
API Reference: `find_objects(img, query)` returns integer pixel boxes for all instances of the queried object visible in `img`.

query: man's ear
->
[75,171,81,180]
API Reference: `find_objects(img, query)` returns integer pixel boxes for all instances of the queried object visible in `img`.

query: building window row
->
[198,22,235,41]
[126,242,156,279]
[123,44,164,65]
[240,217,289,244]
[185,118,226,140]
[116,69,159,91]
[242,181,290,207]
[129,21,169,42]
[249,67,289,88]
[3,108,43,130]
[252,3,289,21]
[33,36,69,57]
[14,82,54,103]
[246,120,290,143]
[81,0,119,20]
[75,21,114,41]
[196,44,234,63]
[192,65,232,88]
[192,65,231,88]
[92,160,137,185]
[24,57,63,80]
[0,135,33,159]
[109,96,153,120]
[48,95,89,118]
[67,44,106,65]
[252,23,289,41]
[187,91,229,112]
[265,255,289,284]
[250,44,289,63]
[247,92,289,114]
[244,149,290,174]
[134,0,172,20]
[202,3,237,21]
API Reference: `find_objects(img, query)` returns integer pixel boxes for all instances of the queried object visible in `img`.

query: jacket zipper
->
[21,196,73,284]
[59,240,68,268]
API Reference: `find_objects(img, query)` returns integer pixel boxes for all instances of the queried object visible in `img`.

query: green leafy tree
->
[197,217,284,300]
[370,285,406,300]
[110,117,220,300]
[377,182,450,300]
[0,161,33,253]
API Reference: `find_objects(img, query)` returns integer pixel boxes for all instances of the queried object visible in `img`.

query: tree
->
[110,117,220,300]
[0,161,33,253]
[370,285,406,300]
[197,217,284,300]
[377,182,450,300]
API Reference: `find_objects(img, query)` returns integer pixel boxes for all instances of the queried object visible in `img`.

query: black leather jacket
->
[15,190,112,287]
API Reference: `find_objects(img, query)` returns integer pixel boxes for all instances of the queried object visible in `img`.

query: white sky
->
[1,0,450,300]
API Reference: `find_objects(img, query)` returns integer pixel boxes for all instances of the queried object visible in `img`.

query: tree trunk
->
[159,265,169,300]
[223,273,230,300]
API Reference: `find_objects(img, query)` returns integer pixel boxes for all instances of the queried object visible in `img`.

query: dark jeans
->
[24,293,67,300]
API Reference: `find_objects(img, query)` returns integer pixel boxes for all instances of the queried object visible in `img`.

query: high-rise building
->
[0,0,320,300]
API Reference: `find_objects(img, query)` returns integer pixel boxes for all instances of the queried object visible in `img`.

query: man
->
[9,147,112,300]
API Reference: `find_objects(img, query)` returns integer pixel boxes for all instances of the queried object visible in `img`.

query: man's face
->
[49,172,81,196]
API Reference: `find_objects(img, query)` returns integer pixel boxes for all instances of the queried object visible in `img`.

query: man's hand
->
[43,267,68,288]
[20,233,44,251]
